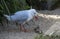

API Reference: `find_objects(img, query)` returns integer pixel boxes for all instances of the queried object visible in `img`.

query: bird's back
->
[10,12,29,24]
[14,10,29,15]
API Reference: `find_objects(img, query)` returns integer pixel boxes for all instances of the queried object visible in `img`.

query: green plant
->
[34,33,60,39]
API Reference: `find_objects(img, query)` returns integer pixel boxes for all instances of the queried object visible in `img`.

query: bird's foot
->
[23,30,28,32]
[22,29,31,32]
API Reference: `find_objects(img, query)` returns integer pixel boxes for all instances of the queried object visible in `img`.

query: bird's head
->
[30,9,39,21]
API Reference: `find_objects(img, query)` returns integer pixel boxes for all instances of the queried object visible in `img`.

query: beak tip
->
[34,16,38,21]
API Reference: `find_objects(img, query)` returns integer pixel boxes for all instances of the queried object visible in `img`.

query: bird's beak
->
[34,16,38,21]
[34,13,39,21]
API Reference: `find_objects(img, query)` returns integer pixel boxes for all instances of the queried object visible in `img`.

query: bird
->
[4,9,38,32]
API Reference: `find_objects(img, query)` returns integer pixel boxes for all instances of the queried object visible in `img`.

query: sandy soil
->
[0,31,38,39]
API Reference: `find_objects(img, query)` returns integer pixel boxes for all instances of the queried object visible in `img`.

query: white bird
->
[4,9,38,32]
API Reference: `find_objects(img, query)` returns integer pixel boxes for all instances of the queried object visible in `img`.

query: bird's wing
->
[13,12,29,24]
[16,13,28,21]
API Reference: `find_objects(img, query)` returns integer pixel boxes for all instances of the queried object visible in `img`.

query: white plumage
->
[4,9,38,32]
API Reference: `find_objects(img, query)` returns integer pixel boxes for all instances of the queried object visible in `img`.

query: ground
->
[0,31,38,39]
[0,8,60,39]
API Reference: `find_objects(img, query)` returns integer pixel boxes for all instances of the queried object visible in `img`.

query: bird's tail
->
[4,14,10,20]
[3,14,9,18]
[3,14,11,21]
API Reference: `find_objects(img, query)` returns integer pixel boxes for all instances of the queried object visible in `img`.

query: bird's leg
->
[19,24,23,31]
[19,24,22,31]
[19,24,27,32]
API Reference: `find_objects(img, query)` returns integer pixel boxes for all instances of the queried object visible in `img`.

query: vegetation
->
[0,0,30,14]
[35,33,60,39]
[50,0,60,10]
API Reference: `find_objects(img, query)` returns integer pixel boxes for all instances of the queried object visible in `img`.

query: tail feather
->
[3,14,11,21]
[4,14,9,18]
